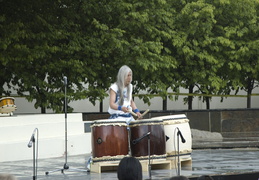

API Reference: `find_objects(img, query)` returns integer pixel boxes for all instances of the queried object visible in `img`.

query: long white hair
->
[116,65,132,105]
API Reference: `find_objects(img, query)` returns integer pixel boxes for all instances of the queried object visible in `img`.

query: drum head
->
[129,119,163,127]
[91,119,127,127]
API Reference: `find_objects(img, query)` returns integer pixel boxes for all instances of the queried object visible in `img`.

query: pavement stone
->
[1,140,259,180]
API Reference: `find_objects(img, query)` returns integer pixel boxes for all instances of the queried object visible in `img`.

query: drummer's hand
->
[121,106,129,113]
[136,112,142,119]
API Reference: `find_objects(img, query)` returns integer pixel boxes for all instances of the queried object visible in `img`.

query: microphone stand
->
[28,128,38,180]
[147,134,151,179]
[176,127,186,176]
[177,129,180,176]
[32,136,36,180]
[132,132,151,179]
[45,76,88,175]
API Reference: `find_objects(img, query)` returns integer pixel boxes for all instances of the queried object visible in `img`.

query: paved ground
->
[1,142,259,180]
[2,131,259,180]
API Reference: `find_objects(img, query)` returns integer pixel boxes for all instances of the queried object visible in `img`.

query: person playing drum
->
[108,65,142,124]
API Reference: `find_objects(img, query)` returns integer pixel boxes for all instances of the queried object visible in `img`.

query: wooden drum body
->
[152,114,192,159]
[0,97,17,114]
[91,119,129,163]
[129,119,166,160]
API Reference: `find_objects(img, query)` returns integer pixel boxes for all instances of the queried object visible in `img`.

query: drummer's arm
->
[109,89,128,113]
[131,99,142,118]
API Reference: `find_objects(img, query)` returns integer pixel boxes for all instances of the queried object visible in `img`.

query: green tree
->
[211,0,259,108]
[1,0,259,113]
[172,0,224,109]
[0,11,16,96]
[0,0,90,113]
[115,0,178,107]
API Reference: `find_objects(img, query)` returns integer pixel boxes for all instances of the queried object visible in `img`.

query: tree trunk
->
[206,97,210,109]
[41,106,46,113]
[188,85,194,110]
[163,97,167,111]
[247,93,251,108]
[247,79,253,108]
[100,100,103,112]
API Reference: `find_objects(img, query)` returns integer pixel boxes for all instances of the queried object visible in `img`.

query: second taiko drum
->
[129,119,166,159]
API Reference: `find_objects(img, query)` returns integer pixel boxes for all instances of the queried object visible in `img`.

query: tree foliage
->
[211,0,259,108]
[0,0,259,112]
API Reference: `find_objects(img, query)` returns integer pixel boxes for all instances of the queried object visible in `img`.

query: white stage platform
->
[0,113,91,162]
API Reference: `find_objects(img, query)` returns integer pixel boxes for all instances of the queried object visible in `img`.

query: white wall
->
[9,87,259,114]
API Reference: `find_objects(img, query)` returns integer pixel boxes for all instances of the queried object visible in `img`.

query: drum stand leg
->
[45,77,89,176]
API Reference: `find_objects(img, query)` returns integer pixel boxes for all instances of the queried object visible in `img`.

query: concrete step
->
[0,113,92,162]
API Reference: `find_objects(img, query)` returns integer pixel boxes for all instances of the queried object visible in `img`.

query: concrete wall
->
[8,86,259,114]
[83,108,259,138]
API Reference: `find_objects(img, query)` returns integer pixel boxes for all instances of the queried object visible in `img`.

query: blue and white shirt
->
[108,83,133,115]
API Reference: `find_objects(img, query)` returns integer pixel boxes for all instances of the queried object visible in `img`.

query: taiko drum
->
[0,97,15,107]
[91,119,129,158]
[152,114,192,159]
[129,119,166,158]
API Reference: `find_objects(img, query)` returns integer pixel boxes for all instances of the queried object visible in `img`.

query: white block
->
[0,113,92,162]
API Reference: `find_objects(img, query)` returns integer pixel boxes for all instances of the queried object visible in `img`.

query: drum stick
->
[137,109,149,120]
[129,110,138,117]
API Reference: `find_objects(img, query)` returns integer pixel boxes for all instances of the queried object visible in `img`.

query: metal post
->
[148,135,151,179]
